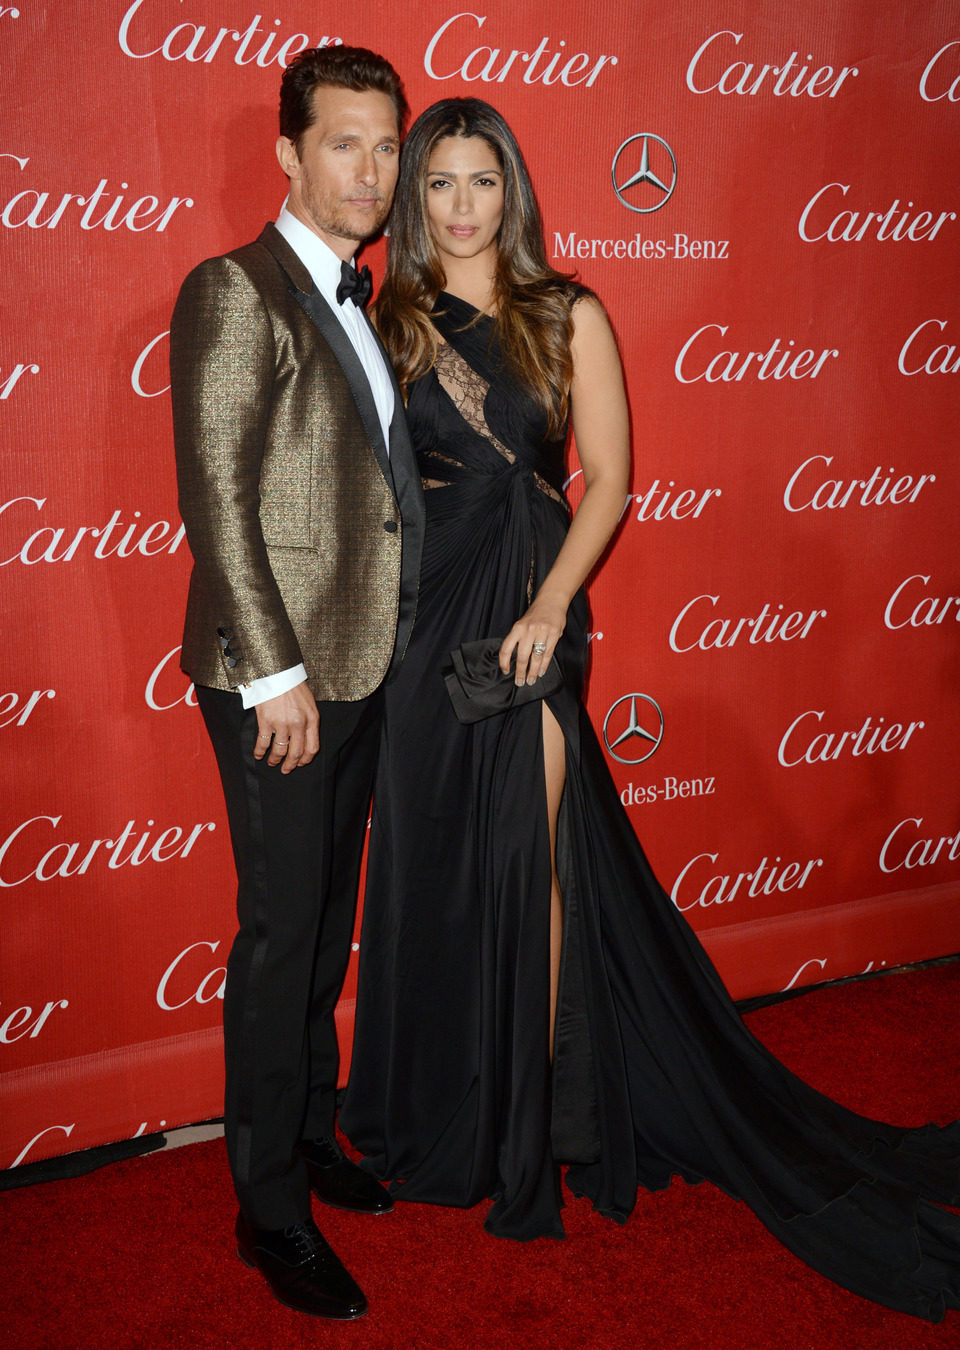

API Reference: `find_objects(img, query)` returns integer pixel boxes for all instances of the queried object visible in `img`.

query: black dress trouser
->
[197,684,383,1230]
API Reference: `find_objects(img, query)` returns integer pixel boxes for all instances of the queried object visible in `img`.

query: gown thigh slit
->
[542,700,567,1059]
[339,292,960,1318]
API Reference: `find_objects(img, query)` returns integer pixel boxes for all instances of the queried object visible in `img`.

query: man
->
[170,47,423,1320]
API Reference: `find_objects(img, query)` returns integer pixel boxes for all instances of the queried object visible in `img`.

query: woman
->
[339,99,960,1320]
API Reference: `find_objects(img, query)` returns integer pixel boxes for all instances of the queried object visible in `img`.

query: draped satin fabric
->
[340,294,960,1321]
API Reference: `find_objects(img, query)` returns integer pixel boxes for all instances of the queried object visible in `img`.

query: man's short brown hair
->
[279,46,408,151]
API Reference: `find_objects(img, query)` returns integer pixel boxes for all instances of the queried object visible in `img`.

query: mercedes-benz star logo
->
[611,134,677,214]
[602,693,665,765]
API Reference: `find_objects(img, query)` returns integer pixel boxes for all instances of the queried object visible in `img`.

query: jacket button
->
[383,519,398,532]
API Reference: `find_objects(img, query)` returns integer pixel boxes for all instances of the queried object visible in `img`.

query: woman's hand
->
[499,594,567,687]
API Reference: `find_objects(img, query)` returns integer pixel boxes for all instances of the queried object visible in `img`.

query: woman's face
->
[424,135,505,267]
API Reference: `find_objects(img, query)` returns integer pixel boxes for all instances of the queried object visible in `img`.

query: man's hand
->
[253,683,320,773]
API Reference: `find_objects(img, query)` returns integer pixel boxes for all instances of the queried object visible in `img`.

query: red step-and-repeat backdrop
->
[2,2,958,1170]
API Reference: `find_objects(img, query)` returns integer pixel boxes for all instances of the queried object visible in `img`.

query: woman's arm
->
[500,294,631,685]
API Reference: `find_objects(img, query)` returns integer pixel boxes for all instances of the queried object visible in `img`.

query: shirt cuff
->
[239,664,308,709]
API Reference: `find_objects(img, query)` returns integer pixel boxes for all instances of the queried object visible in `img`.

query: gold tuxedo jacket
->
[170,224,424,702]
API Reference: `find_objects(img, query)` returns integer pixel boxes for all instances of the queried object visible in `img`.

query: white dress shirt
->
[240,205,395,708]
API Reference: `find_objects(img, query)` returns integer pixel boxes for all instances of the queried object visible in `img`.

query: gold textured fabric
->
[170,225,418,702]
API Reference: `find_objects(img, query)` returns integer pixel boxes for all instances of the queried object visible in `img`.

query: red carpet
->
[3,962,959,1350]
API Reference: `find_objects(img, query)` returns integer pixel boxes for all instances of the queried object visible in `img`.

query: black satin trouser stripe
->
[235,705,270,1193]
[196,684,381,1229]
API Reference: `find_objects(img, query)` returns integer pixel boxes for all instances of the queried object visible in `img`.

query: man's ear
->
[276,136,300,180]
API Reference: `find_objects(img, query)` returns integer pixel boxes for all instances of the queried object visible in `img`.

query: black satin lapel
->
[292,286,394,494]
[361,315,426,676]
[364,315,420,517]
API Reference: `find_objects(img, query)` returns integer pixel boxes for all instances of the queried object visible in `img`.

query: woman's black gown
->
[339,294,960,1321]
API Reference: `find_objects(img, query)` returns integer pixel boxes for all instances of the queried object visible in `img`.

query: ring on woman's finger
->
[532,641,547,654]
[275,740,288,748]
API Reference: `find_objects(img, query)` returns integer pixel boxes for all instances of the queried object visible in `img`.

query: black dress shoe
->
[235,1213,367,1320]
[300,1136,394,1214]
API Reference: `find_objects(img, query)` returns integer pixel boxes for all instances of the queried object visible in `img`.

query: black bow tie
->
[336,261,373,308]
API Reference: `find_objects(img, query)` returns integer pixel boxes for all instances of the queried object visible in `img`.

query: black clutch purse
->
[443,637,562,724]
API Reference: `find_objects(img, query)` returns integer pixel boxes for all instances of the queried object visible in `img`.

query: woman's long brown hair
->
[376,98,577,438]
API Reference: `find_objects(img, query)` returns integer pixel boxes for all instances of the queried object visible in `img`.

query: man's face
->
[277,85,400,259]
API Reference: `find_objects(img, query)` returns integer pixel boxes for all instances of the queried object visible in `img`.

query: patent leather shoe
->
[235,1213,367,1320]
[301,1136,394,1214]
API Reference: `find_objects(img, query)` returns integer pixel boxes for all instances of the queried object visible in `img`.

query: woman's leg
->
[542,702,566,1057]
